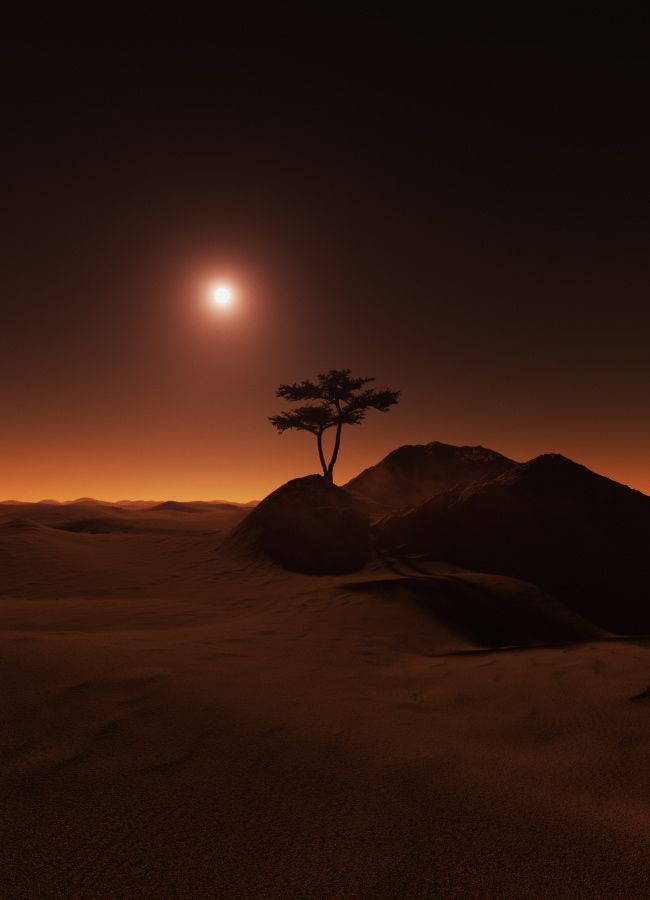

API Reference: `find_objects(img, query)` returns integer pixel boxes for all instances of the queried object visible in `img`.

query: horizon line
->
[0,496,260,506]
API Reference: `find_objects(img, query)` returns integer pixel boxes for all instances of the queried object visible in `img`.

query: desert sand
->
[2,496,650,897]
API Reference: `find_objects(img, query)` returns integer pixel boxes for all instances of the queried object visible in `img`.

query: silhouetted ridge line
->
[345,440,516,516]
[148,500,241,512]
[376,452,650,633]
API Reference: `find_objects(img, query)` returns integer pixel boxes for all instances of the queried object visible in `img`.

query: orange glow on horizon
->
[2,260,648,506]
[2,427,649,505]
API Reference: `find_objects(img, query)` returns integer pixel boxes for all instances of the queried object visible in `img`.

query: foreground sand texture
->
[2,501,650,897]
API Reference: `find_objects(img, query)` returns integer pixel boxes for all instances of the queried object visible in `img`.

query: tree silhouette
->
[269,369,399,483]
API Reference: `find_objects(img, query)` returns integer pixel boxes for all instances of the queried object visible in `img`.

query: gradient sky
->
[3,12,650,501]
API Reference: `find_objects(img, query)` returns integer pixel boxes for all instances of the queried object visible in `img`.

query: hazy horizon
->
[3,431,649,504]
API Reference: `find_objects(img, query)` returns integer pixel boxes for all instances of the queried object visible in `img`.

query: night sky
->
[3,11,650,501]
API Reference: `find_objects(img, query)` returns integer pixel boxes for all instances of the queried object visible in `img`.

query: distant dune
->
[53,516,153,534]
[1,517,42,531]
[0,499,250,539]
[1,497,257,509]
[150,500,243,512]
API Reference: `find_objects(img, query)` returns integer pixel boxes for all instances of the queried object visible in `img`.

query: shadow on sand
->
[345,543,606,652]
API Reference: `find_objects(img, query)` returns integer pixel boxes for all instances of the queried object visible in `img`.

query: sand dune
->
[225,475,370,574]
[378,453,650,633]
[2,492,650,897]
[345,440,515,516]
[149,500,244,512]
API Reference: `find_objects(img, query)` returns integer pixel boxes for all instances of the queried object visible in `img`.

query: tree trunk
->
[316,431,328,477]
[327,421,342,483]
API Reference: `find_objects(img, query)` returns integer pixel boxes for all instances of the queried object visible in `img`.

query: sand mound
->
[378,453,650,632]
[344,572,603,650]
[0,517,44,533]
[345,440,515,516]
[150,500,241,512]
[53,516,147,534]
[224,475,371,574]
[149,501,204,512]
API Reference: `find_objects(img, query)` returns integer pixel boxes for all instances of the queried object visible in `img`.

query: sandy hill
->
[378,453,650,633]
[0,499,249,537]
[150,500,242,512]
[345,440,515,516]
[223,448,650,634]
[224,475,370,574]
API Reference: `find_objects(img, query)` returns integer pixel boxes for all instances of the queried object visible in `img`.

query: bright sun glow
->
[210,284,233,307]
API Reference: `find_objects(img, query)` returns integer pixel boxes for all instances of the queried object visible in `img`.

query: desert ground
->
[2,497,650,898]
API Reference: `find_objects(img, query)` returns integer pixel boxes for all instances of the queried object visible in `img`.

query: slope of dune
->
[2,508,650,897]
[345,440,515,516]
[53,516,155,534]
[0,503,249,601]
[378,453,650,632]
[0,501,247,534]
[0,501,122,526]
[224,474,371,574]
[150,500,242,512]
[343,570,603,650]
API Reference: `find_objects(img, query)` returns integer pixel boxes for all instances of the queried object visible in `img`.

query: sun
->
[210,284,233,307]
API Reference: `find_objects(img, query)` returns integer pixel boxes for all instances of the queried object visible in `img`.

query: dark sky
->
[3,10,650,500]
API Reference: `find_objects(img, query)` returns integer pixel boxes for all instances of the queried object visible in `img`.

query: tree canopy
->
[269,369,399,482]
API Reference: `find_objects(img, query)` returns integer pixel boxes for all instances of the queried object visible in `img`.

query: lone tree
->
[269,369,399,483]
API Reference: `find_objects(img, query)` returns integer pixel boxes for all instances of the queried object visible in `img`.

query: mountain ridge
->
[376,450,650,632]
[345,439,516,516]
